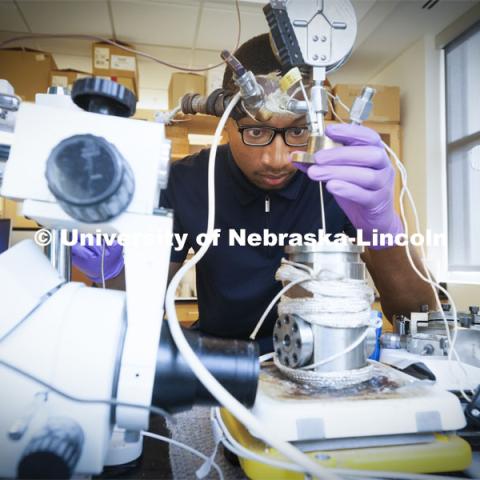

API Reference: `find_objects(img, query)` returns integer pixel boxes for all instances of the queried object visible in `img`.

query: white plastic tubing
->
[164,92,341,480]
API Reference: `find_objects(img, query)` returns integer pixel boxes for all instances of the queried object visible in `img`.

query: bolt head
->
[313,54,319,60]
[321,35,327,42]
[313,35,319,42]
[321,55,327,61]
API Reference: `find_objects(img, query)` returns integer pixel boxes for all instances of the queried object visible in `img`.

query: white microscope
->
[0,78,259,478]
[1,0,477,477]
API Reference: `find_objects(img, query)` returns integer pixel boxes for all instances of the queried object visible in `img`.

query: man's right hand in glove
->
[71,241,124,284]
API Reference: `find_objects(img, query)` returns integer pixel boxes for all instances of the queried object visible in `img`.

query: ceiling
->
[0,0,478,84]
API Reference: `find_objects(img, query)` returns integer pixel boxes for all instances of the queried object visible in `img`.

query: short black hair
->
[222,33,312,93]
[222,33,284,92]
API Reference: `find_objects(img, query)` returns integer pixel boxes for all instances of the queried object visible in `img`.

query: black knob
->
[46,134,135,223]
[420,304,429,313]
[459,314,472,328]
[441,304,451,312]
[71,77,136,117]
[465,387,480,428]
[469,306,479,315]
[17,418,84,479]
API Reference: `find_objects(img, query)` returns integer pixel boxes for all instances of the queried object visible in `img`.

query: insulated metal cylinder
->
[275,242,370,377]
[312,325,367,373]
[273,314,314,368]
[285,242,365,280]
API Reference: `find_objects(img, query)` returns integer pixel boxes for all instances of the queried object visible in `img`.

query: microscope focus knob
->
[46,134,135,223]
[17,418,84,479]
[469,306,479,315]
[71,77,136,118]
[459,314,472,328]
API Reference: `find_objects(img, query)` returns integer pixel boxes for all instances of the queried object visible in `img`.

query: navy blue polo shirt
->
[159,144,355,341]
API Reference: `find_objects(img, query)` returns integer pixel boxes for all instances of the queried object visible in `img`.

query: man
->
[73,34,436,352]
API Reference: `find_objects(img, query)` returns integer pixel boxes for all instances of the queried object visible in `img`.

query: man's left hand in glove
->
[293,123,404,249]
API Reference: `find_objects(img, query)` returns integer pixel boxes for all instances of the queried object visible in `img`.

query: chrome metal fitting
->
[349,86,375,125]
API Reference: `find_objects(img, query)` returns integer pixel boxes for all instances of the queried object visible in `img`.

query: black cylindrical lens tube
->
[152,323,259,413]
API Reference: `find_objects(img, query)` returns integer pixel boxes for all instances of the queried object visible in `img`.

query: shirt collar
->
[225,146,306,205]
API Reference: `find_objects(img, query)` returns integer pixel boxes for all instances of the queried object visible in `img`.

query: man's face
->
[225,114,308,191]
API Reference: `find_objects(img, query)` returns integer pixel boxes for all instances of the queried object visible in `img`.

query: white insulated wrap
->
[275,262,374,329]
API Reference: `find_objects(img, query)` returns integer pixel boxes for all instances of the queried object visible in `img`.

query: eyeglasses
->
[237,124,310,147]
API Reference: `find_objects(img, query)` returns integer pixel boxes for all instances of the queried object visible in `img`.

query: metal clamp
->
[0,93,21,119]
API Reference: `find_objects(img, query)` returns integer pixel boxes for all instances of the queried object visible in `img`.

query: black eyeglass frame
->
[236,123,310,147]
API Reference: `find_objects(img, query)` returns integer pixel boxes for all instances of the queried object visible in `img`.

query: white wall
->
[369,38,427,235]
[369,36,480,310]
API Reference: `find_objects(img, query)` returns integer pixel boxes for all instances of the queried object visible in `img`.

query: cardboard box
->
[49,68,91,91]
[112,76,136,96]
[92,41,137,78]
[85,75,137,98]
[3,199,38,229]
[333,84,400,123]
[324,86,333,121]
[0,48,57,101]
[168,72,205,110]
[102,76,137,96]
[166,125,190,160]
[50,70,137,98]
[92,41,138,96]
[206,65,225,95]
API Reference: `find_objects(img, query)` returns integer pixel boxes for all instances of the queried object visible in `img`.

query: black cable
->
[0,283,66,344]
[0,267,174,423]
[0,282,175,422]
[0,144,10,161]
[0,358,175,423]
[0,284,175,422]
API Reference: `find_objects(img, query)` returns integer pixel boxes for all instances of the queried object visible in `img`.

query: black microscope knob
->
[441,303,451,312]
[71,77,136,117]
[469,306,479,315]
[459,314,472,328]
[46,133,135,223]
[17,418,84,479]
[466,387,480,428]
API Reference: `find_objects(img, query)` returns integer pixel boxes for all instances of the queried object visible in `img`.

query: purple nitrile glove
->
[293,123,403,249]
[71,241,124,283]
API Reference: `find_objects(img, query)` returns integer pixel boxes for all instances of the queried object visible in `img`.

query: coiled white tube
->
[329,91,473,401]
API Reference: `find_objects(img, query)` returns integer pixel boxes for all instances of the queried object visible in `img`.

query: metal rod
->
[45,229,72,281]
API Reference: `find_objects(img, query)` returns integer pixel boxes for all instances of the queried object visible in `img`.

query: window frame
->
[441,21,480,284]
